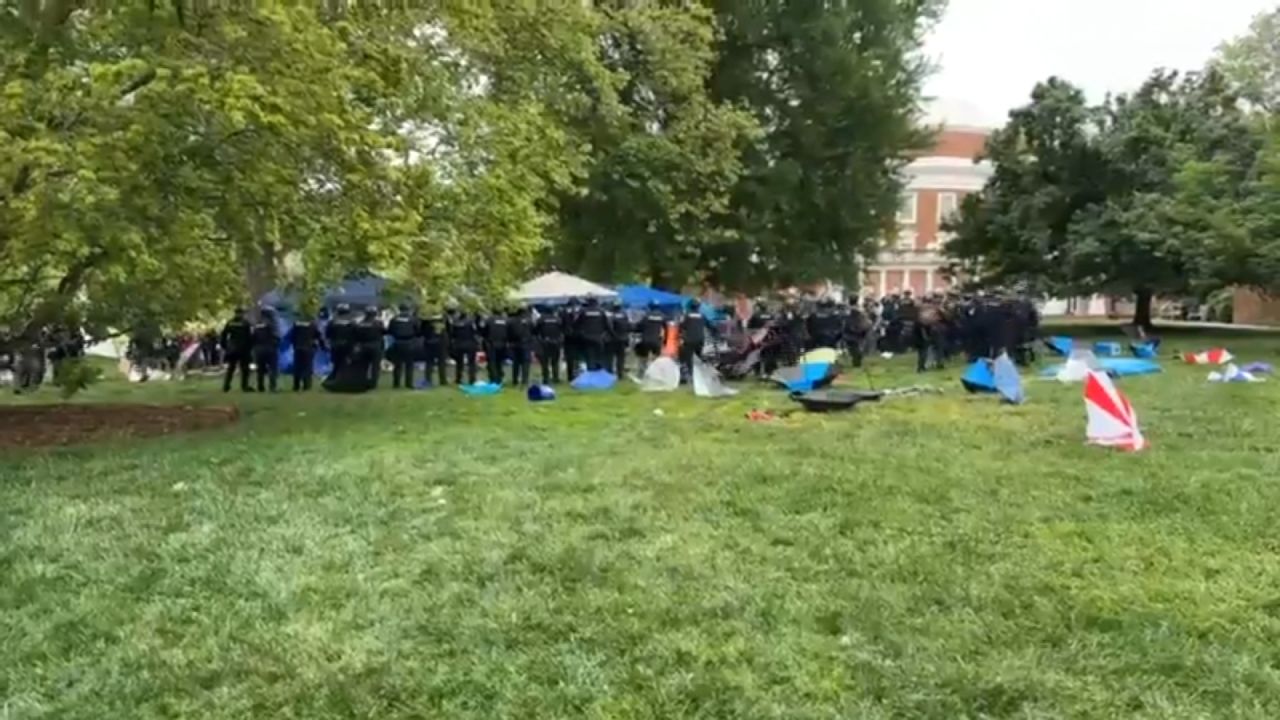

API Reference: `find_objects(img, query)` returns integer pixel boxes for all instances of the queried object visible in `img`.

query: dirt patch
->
[0,404,239,450]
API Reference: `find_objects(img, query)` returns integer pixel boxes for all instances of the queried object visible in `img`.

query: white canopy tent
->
[512,271,617,305]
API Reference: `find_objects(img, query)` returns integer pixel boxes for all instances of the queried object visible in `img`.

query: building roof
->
[921,97,1001,132]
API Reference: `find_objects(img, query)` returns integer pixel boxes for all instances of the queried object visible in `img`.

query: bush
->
[51,358,103,399]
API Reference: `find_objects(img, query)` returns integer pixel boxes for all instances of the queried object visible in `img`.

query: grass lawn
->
[4,327,1280,718]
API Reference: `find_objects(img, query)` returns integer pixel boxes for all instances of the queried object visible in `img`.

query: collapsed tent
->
[513,271,617,305]
[1094,341,1123,357]
[1183,348,1233,365]
[1084,370,1147,451]
[770,361,839,393]
[1099,358,1161,376]
[1042,351,1159,380]
[571,370,617,390]
[637,357,680,392]
[961,359,996,393]
[691,355,738,398]
[459,382,502,396]
[992,353,1025,405]
[1208,364,1265,383]
[1130,339,1160,359]
[790,389,883,412]
[1044,336,1074,356]
[322,364,376,393]
[1243,362,1274,375]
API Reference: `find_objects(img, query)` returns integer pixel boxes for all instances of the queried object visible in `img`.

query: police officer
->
[448,309,479,385]
[806,298,842,350]
[842,302,869,368]
[678,300,707,379]
[635,302,667,375]
[534,304,565,385]
[356,305,385,388]
[562,298,583,381]
[290,311,324,391]
[326,304,356,373]
[387,303,420,390]
[220,307,253,392]
[419,307,449,387]
[574,297,610,371]
[606,300,631,377]
[482,308,509,384]
[508,305,533,387]
[251,307,280,392]
[778,301,807,366]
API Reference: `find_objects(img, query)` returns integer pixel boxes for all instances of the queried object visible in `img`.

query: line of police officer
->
[217,296,711,392]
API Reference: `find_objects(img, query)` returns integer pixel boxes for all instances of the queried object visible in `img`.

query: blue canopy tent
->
[617,285,687,310]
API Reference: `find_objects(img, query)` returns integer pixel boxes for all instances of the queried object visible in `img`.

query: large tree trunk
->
[1133,287,1155,331]
[244,241,277,309]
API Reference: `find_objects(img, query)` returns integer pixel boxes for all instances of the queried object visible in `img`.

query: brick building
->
[863,101,994,297]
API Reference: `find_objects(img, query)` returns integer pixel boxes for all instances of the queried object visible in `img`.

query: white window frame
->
[937,192,958,224]
[896,192,918,225]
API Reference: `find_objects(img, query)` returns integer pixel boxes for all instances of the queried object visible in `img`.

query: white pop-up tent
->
[512,271,617,305]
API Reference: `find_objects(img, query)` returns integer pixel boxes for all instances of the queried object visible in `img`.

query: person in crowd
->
[634,302,667,376]
[251,307,280,392]
[574,297,610,372]
[325,303,356,373]
[220,307,253,392]
[387,303,420,390]
[606,300,631,377]
[508,305,533,387]
[562,298,583,381]
[678,299,707,380]
[290,310,324,391]
[806,297,842,350]
[419,306,448,387]
[841,301,869,368]
[482,307,509,384]
[534,304,565,385]
[356,306,385,388]
[448,308,479,385]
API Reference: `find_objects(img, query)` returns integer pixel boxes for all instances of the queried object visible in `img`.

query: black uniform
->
[806,303,842,350]
[483,312,509,384]
[508,310,533,387]
[220,314,253,392]
[534,309,565,384]
[607,307,631,377]
[326,312,356,372]
[448,312,479,385]
[562,301,582,381]
[678,309,707,378]
[419,312,448,386]
[290,319,323,391]
[635,309,667,365]
[387,310,420,389]
[355,312,385,388]
[779,309,807,366]
[575,303,610,371]
[842,306,868,368]
[251,315,280,392]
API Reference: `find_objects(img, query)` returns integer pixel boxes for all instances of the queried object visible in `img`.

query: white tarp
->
[1057,348,1101,383]
[637,357,680,392]
[692,355,737,398]
[513,272,617,304]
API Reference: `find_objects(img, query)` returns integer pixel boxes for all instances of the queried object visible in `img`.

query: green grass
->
[4,328,1280,719]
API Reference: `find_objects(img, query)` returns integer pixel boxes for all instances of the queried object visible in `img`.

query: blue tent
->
[1130,340,1160,359]
[1094,341,1123,357]
[962,359,996,393]
[571,370,617,390]
[992,353,1025,405]
[1045,336,1074,356]
[770,362,838,393]
[460,382,502,396]
[617,285,687,310]
[1100,357,1161,376]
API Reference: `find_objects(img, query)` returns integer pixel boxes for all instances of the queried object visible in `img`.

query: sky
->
[923,0,1276,126]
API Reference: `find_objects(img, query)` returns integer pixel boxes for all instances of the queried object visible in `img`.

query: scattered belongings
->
[636,357,680,392]
[769,360,839,393]
[789,388,883,413]
[571,370,617,390]
[745,409,777,422]
[1130,339,1160,359]
[879,385,943,398]
[527,384,557,401]
[1084,370,1147,451]
[1043,351,1160,380]
[1182,348,1233,365]
[1242,362,1274,375]
[459,382,502,396]
[1094,341,1123,357]
[1098,358,1162,377]
[1207,364,1266,383]
[692,356,738,398]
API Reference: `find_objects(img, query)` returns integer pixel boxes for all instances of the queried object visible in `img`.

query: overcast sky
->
[923,0,1276,126]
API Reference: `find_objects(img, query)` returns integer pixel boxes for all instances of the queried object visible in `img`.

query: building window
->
[937,192,958,224]
[896,192,917,224]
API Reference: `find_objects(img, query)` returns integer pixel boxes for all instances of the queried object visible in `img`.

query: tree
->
[945,70,1259,328]
[705,0,943,291]
[1215,8,1280,114]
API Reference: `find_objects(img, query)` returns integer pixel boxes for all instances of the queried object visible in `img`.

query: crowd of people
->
[209,288,1041,393]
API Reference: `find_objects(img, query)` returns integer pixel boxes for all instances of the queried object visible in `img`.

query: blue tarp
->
[1046,336,1074,356]
[1094,341,1123,357]
[571,370,617,390]
[775,362,836,393]
[617,285,687,309]
[962,359,996,393]
[1040,357,1162,378]
[460,382,502,396]
[1130,340,1160,359]
[992,353,1025,405]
